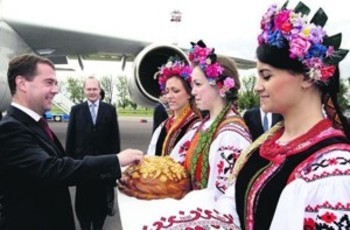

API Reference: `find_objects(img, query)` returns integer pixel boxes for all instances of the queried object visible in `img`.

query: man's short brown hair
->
[7,54,55,95]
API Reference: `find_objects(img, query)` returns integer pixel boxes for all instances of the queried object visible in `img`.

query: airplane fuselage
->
[0,19,34,111]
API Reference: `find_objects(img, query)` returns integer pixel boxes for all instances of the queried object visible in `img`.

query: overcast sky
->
[2,0,350,78]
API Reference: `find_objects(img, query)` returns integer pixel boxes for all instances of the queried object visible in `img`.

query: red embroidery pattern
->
[304,212,350,229]
[245,163,279,229]
[143,208,240,230]
[304,202,350,229]
[288,144,350,183]
[179,141,191,155]
[306,201,350,212]
[320,212,337,224]
[260,119,333,164]
[215,146,242,194]
[216,125,251,143]
[304,218,316,229]
[302,168,350,182]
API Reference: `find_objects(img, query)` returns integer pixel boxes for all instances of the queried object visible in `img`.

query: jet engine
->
[0,76,11,112]
[128,44,189,108]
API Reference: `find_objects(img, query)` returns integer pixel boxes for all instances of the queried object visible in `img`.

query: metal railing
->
[52,93,75,114]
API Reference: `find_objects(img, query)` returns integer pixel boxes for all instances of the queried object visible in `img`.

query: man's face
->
[84,78,100,103]
[21,63,58,115]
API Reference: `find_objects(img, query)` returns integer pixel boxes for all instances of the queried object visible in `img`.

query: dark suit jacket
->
[0,106,121,230]
[152,103,168,133]
[243,107,283,141]
[66,101,120,159]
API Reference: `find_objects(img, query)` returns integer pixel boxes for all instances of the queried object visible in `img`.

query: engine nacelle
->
[0,19,32,112]
[128,44,189,108]
[0,76,11,112]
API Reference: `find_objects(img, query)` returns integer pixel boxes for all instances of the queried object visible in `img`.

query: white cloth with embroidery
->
[270,149,350,229]
[170,111,251,200]
[118,188,240,230]
[215,148,350,229]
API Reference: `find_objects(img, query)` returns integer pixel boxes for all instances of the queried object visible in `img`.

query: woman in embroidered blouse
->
[216,2,350,230]
[170,40,251,200]
[147,59,200,156]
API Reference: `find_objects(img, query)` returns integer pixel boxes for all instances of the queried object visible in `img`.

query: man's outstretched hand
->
[117,149,144,166]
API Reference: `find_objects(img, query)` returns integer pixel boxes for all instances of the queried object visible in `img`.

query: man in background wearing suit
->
[243,106,283,141]
[152,94,169,133]
[66,76,120,230]
[0,54,143,230]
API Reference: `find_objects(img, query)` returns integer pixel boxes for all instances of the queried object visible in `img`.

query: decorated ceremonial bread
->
[118,156,190,200]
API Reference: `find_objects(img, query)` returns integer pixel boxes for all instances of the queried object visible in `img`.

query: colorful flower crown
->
[189,40,235,96]
[157,58,192,92]
[258,2,348,83]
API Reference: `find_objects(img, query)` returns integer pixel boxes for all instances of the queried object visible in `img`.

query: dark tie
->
[39,118,54,141]
[263,113,269,132]
[90,103,97,124]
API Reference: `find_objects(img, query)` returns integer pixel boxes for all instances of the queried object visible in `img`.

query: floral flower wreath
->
[157,57,192,93]
[258,1,348,84]
[189,40,235,97]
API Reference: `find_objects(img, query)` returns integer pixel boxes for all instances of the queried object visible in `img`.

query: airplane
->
[0,0,256,113]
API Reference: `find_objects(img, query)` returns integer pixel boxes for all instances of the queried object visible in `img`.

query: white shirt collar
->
[12,102,42,122]
[87,100,99,108]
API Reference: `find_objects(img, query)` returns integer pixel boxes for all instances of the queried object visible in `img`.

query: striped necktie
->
[90,103,97,124]
[263,113,269,132]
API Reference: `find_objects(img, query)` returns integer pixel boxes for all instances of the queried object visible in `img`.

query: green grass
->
[51,105,153,117]
[50,105,65,113]
[117,108,153,117]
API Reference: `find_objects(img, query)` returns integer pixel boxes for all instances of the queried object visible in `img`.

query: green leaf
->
[325,49,349,65]
[323,33,342,49]
[310,8,328,27]
[294,2,310,16]
[281,1,289,9]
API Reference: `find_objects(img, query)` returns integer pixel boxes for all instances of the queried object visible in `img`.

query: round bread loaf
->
[118,156,190,200]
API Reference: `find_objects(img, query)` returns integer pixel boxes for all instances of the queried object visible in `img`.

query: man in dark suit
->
[66,76,120,230]
[243,107,283,141]
[0,54,143,230]
[152,94,169,133]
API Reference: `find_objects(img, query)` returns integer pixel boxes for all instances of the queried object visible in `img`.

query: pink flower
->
[223,77,235,90]
[205,63,223,79]
[326,46,335,57]
[193,47,211,63]
[320,65,336,82]
[158,60,192,91]
[274,10,291,31]
[216,82,223,89]
[188,53,195,61]
[289,35,311,59]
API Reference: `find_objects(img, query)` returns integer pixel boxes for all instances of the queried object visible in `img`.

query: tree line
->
[63,75,350,112]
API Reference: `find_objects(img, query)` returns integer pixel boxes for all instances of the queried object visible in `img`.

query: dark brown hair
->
[216,55,241,102]
[7,54,55,95]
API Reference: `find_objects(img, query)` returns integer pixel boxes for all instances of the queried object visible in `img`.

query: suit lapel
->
[95,102,105,125]
[29,122,65,157]
[254,109,264,133]
[82,101,94,125]
[8,106,65,157]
